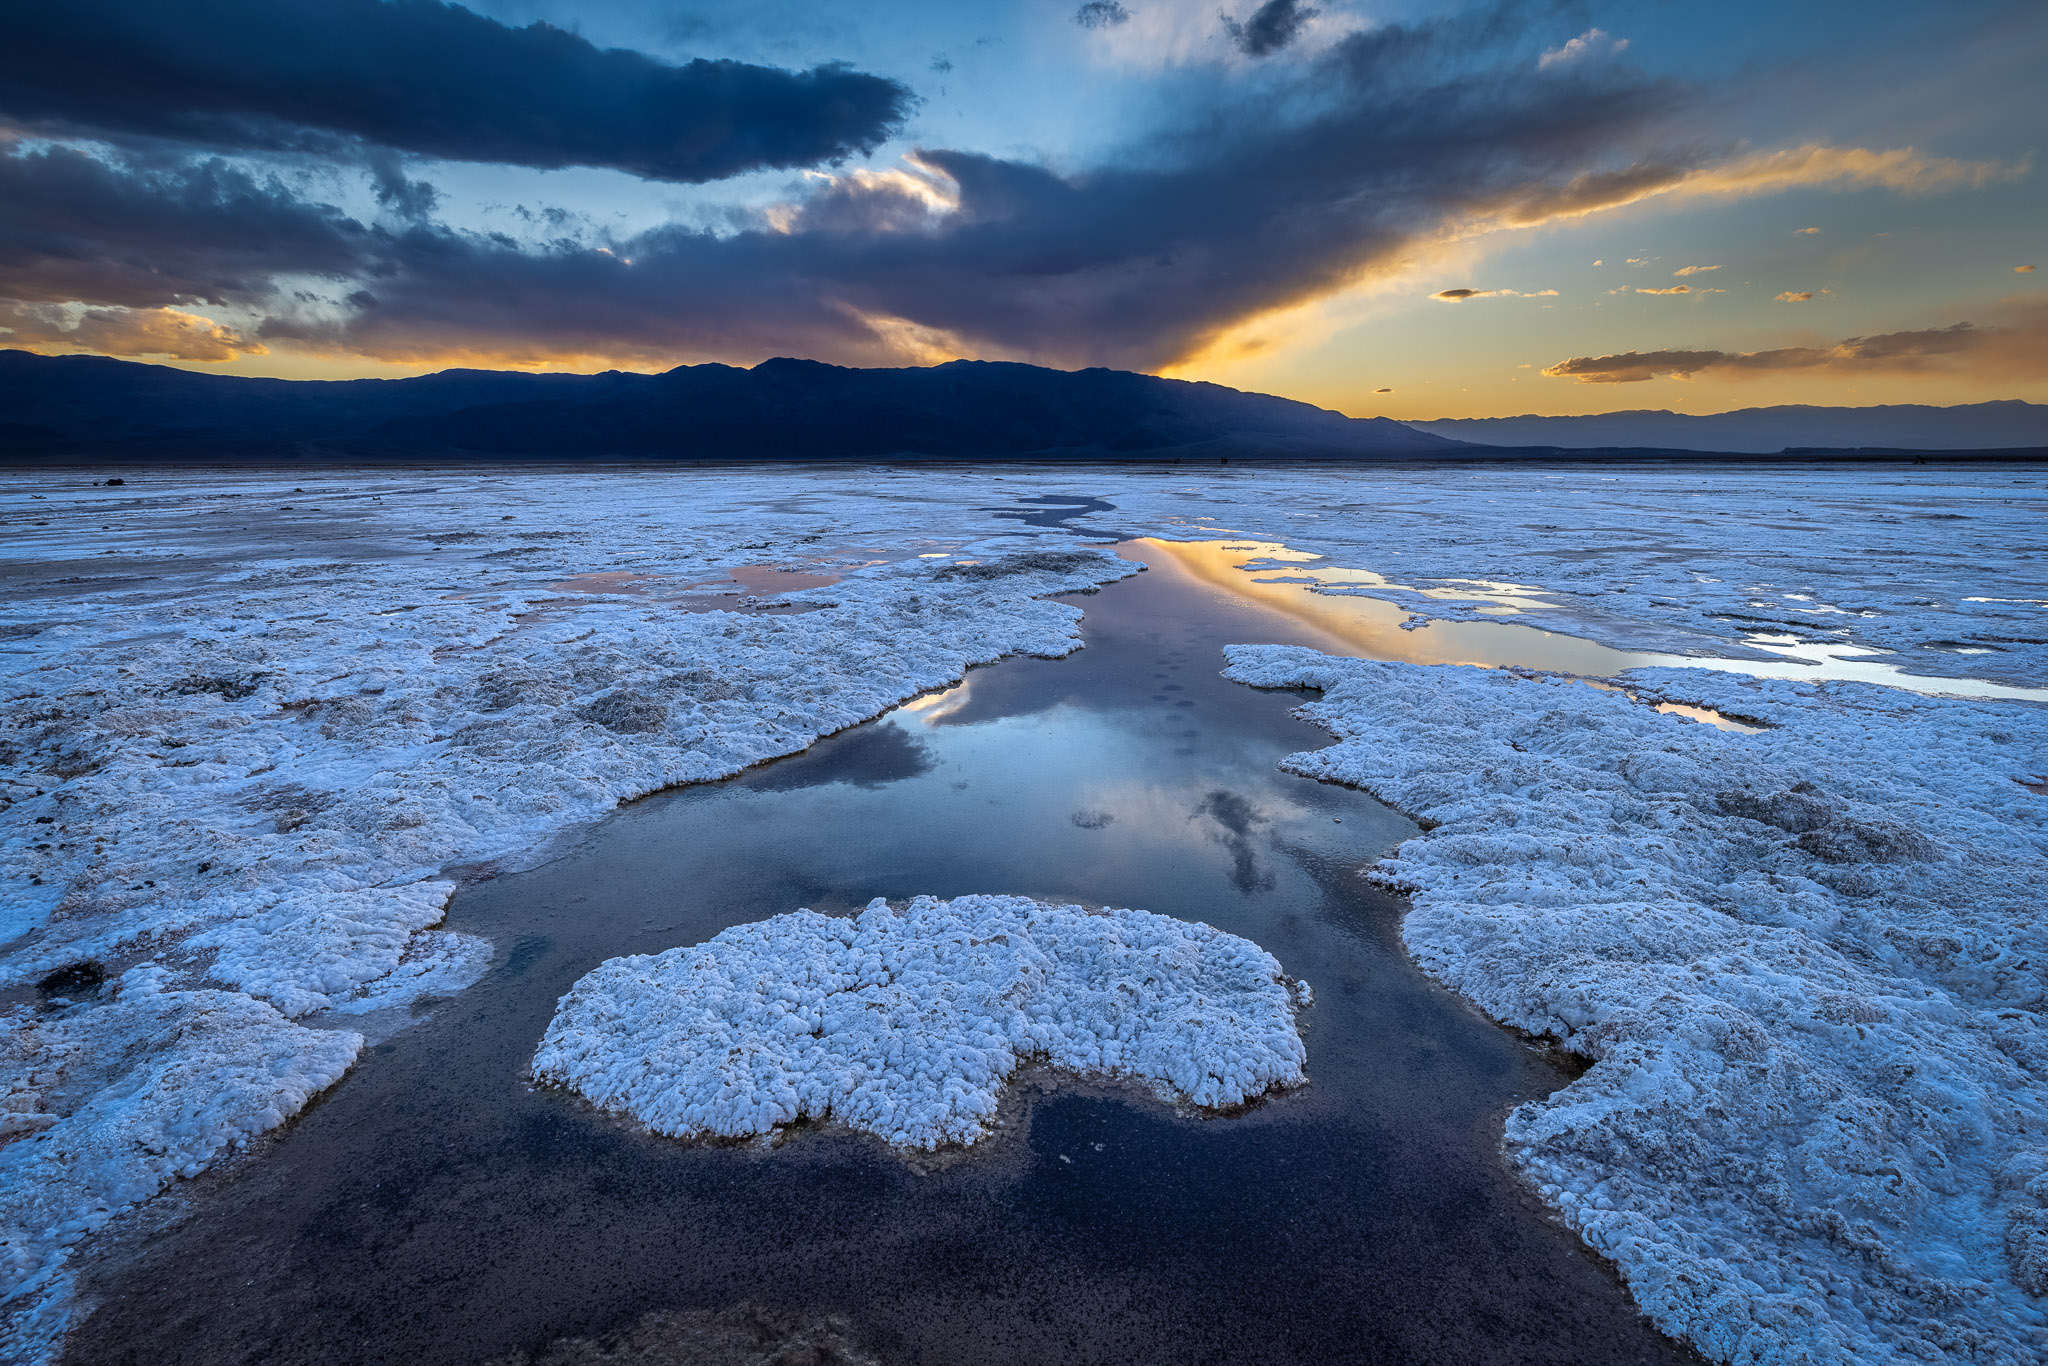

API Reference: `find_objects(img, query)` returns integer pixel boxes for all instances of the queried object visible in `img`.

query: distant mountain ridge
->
[0,351,1461,460]
[1408,402,2048,454]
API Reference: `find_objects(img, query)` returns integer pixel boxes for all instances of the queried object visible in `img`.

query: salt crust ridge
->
[534,894,1310,1149]
[1223,646,2048,1365]
[0,965,359,1364]
[1,484,1136,1356]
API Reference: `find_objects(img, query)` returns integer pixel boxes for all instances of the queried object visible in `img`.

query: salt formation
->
[1223,646,2048,1366]
[534,894,1311,1148]
[4,464,2042,1361]
[0,966,360,1361]
[1,470,1138,1355]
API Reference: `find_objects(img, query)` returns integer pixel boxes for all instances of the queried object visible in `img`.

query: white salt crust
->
[534,894,1311,1149]
[0,965,360,1364]
[1223,647,2048,1366]
[2,472,1145,1355]
[3,465,2044,1360]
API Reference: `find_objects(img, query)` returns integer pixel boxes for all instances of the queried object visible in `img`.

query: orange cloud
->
[1543,299,2048,383]
[1777,291,1815,302]
[1673,264,1722,276]
[1635,285,1691,295]
[1,305,267,362]
[2020,265,2039,274]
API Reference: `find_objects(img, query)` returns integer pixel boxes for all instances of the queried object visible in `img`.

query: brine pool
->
[60,538,1715,1365]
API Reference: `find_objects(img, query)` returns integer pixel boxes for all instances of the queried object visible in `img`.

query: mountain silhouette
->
[0,351,1464,461]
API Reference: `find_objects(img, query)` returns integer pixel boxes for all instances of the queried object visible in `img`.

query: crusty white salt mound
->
[533,894,1311,1149]
[1223,646,2048,1366]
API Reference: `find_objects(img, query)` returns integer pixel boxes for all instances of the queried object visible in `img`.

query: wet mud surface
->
[62,537,1700,1366]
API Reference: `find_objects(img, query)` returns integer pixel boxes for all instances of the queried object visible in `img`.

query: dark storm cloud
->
[1074,2,1133,29]
[0,0,911,183]
[0,145,372,310]
[1543,308,2048,382]
[290,14,1681,368]
[1222,0,1319,57]
[1,10,1698,370]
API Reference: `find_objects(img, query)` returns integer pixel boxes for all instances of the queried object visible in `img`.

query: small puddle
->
[1140,538,2048,705]
[724,565,841,594]
[1582,681,1766,734]
[535,564,844,620]
[549,571,660,594]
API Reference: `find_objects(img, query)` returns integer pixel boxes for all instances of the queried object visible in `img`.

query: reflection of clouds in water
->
[750,723,934,791]
[899,680,974,725]
[981,495,1118,530]
[1191,790,1275,895]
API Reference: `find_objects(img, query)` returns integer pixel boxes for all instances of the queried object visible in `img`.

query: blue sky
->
[1,0,2041,417]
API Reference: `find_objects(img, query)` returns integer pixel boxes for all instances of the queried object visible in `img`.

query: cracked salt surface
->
[534,893,1310,1150]
[4,464,2045,1365]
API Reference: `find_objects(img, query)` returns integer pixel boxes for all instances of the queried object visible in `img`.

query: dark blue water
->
[63,542,1697,1366]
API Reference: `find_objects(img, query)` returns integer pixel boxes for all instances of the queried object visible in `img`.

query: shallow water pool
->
[63,541,1700,1366]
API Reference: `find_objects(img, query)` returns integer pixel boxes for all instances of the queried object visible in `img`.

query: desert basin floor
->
[59,539,1702,1366]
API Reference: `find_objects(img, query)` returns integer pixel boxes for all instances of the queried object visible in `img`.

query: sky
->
[1,0,2043,419]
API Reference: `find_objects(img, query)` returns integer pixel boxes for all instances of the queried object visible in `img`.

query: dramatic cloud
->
[1075,2,1133,29]
[1672,264,1722,276]
[1222,0,1318,57]
[0,145,371,310]
[224,15,1689,369]
[1,303,266,361]
[0,9,2026,375]
[0,0,910,183]
[1777,290,1815,302]
[1543,302,2048,382]
[1538,28,1628,69]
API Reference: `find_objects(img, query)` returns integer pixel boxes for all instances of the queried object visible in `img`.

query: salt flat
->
[2,463,2044,1365]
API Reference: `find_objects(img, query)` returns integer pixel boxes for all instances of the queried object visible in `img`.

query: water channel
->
[62,539,1702,1365]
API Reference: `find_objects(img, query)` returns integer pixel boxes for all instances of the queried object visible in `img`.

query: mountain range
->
[0,351,1457,461]
[1,350,2041,461]
[1408,402,2048,453]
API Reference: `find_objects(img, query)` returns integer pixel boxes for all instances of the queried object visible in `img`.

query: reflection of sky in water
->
[1235,541,1562,616]
[1140,538,2048,705]
[728,687,1364,915]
